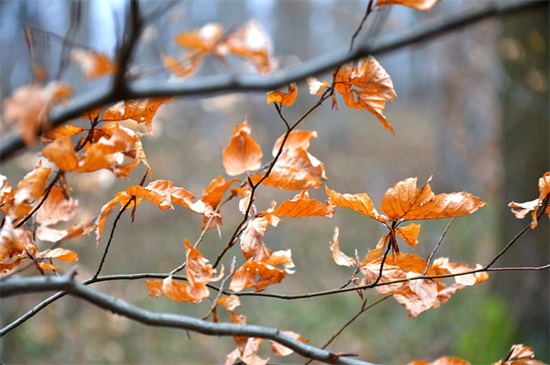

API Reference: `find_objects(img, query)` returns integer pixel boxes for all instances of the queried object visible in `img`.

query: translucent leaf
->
[259,130,326,190]
[329,227,355,267]
[70,49,117,78]
[334,57,396,134]
[95,191,137,244]
[41,136,79,171]
[271,190,334,218]
[307,77,329,95]
[3,82,72,145]
[175,22,224,51]
[376,0,440,12]
[217,295,241,312]
[325,186,384,222]
[42,123,84,141]
[222,120,263,176]
[229,258,287,292]
[266,83,297,106]
[36,186,77,226]
[102,98,170,133]
[395,223,421,248]
[408,356,470,365]
[39,248,78,262]
[225,20,274,75]
[381,177,487,221]
[270,331,308,357]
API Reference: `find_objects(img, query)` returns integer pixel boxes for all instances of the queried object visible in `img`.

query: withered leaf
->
[223,120,263,176]
[376,0,440,12]
[3,82,72,145]
[334,56,396,134]
[380,177,487,221]
[71,49,117,78]
[266,83,297,107]
[325,186,385,222]
[271,190,334,218]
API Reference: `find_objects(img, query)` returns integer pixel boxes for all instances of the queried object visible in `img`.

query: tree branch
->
[0,0,546,162]
[0,274,376,365]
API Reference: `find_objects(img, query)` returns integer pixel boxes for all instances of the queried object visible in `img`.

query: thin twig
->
[0,275,376,365]
[321,295,391,350]
[3,0,545,162]
[93,197,135,279]
[349,0,375,52]
[422,218,455,275]
[485,196,549,269]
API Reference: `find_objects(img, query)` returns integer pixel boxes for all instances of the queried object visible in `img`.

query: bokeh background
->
[0,0,548,364]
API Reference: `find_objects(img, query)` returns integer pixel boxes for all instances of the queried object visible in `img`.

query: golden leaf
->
[41,136,78,171]
[376,0,440,12]
[70,49,117,78]
[222,120,263,176]
[3,82,71,145]
[334,57,396,134]
[271,190,334,218]
[266,83,298,106]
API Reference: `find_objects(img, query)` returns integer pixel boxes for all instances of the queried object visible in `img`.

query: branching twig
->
[93,197,135,279]
[485,196,549,269]
[423,218,455,275]
[1,0,546,161]
[0,274,376,365]
[318,295,391,352]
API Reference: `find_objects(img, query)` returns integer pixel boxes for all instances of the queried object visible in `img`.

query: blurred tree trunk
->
[498,6,549,361]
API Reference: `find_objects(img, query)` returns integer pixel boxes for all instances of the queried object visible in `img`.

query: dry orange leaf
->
[102,98,170,134]
[408,356,470,365]
[96,191,138,244]
[161,53,203,78]
[202,176,239,210]
[70,49,117,78]
[270,331,308,357]
[126,180,176,210]
[495,343,546,365]
[224,20,274,75]
[3,82,72,145]
[266,83,298,107]
[9,162,52,221]
[217,295,241,312]
[200,176,238,229]
[307,77,330,95]
[271,190,334,218]
[42,136,79,171]
[39,248,78,262]
[326,186,384,222]
[42,123,84,141]
[175,22,224,52]
[376,0,440,12]
[146,240,222,303]
[68,124,149,178]
[229,249,294,292]
[395,223,421,248]
[36,186,78,227]
[380,177,487,221]
[334,56,396,134]
[223,120,263,176]
[508,171,550,229]
[173,20,274,76]
[37,219,94,243]
[240,213,279,261]
[329,227,356,267]
[260,130,326,190]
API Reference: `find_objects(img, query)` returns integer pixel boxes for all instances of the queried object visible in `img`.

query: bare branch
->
[0,274,376,365]
[1,0,546,161]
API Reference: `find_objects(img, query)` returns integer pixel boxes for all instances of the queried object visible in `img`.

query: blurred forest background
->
[0,0,548,364]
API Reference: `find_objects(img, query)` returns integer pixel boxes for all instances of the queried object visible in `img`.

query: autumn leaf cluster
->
[1,0,548,364]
